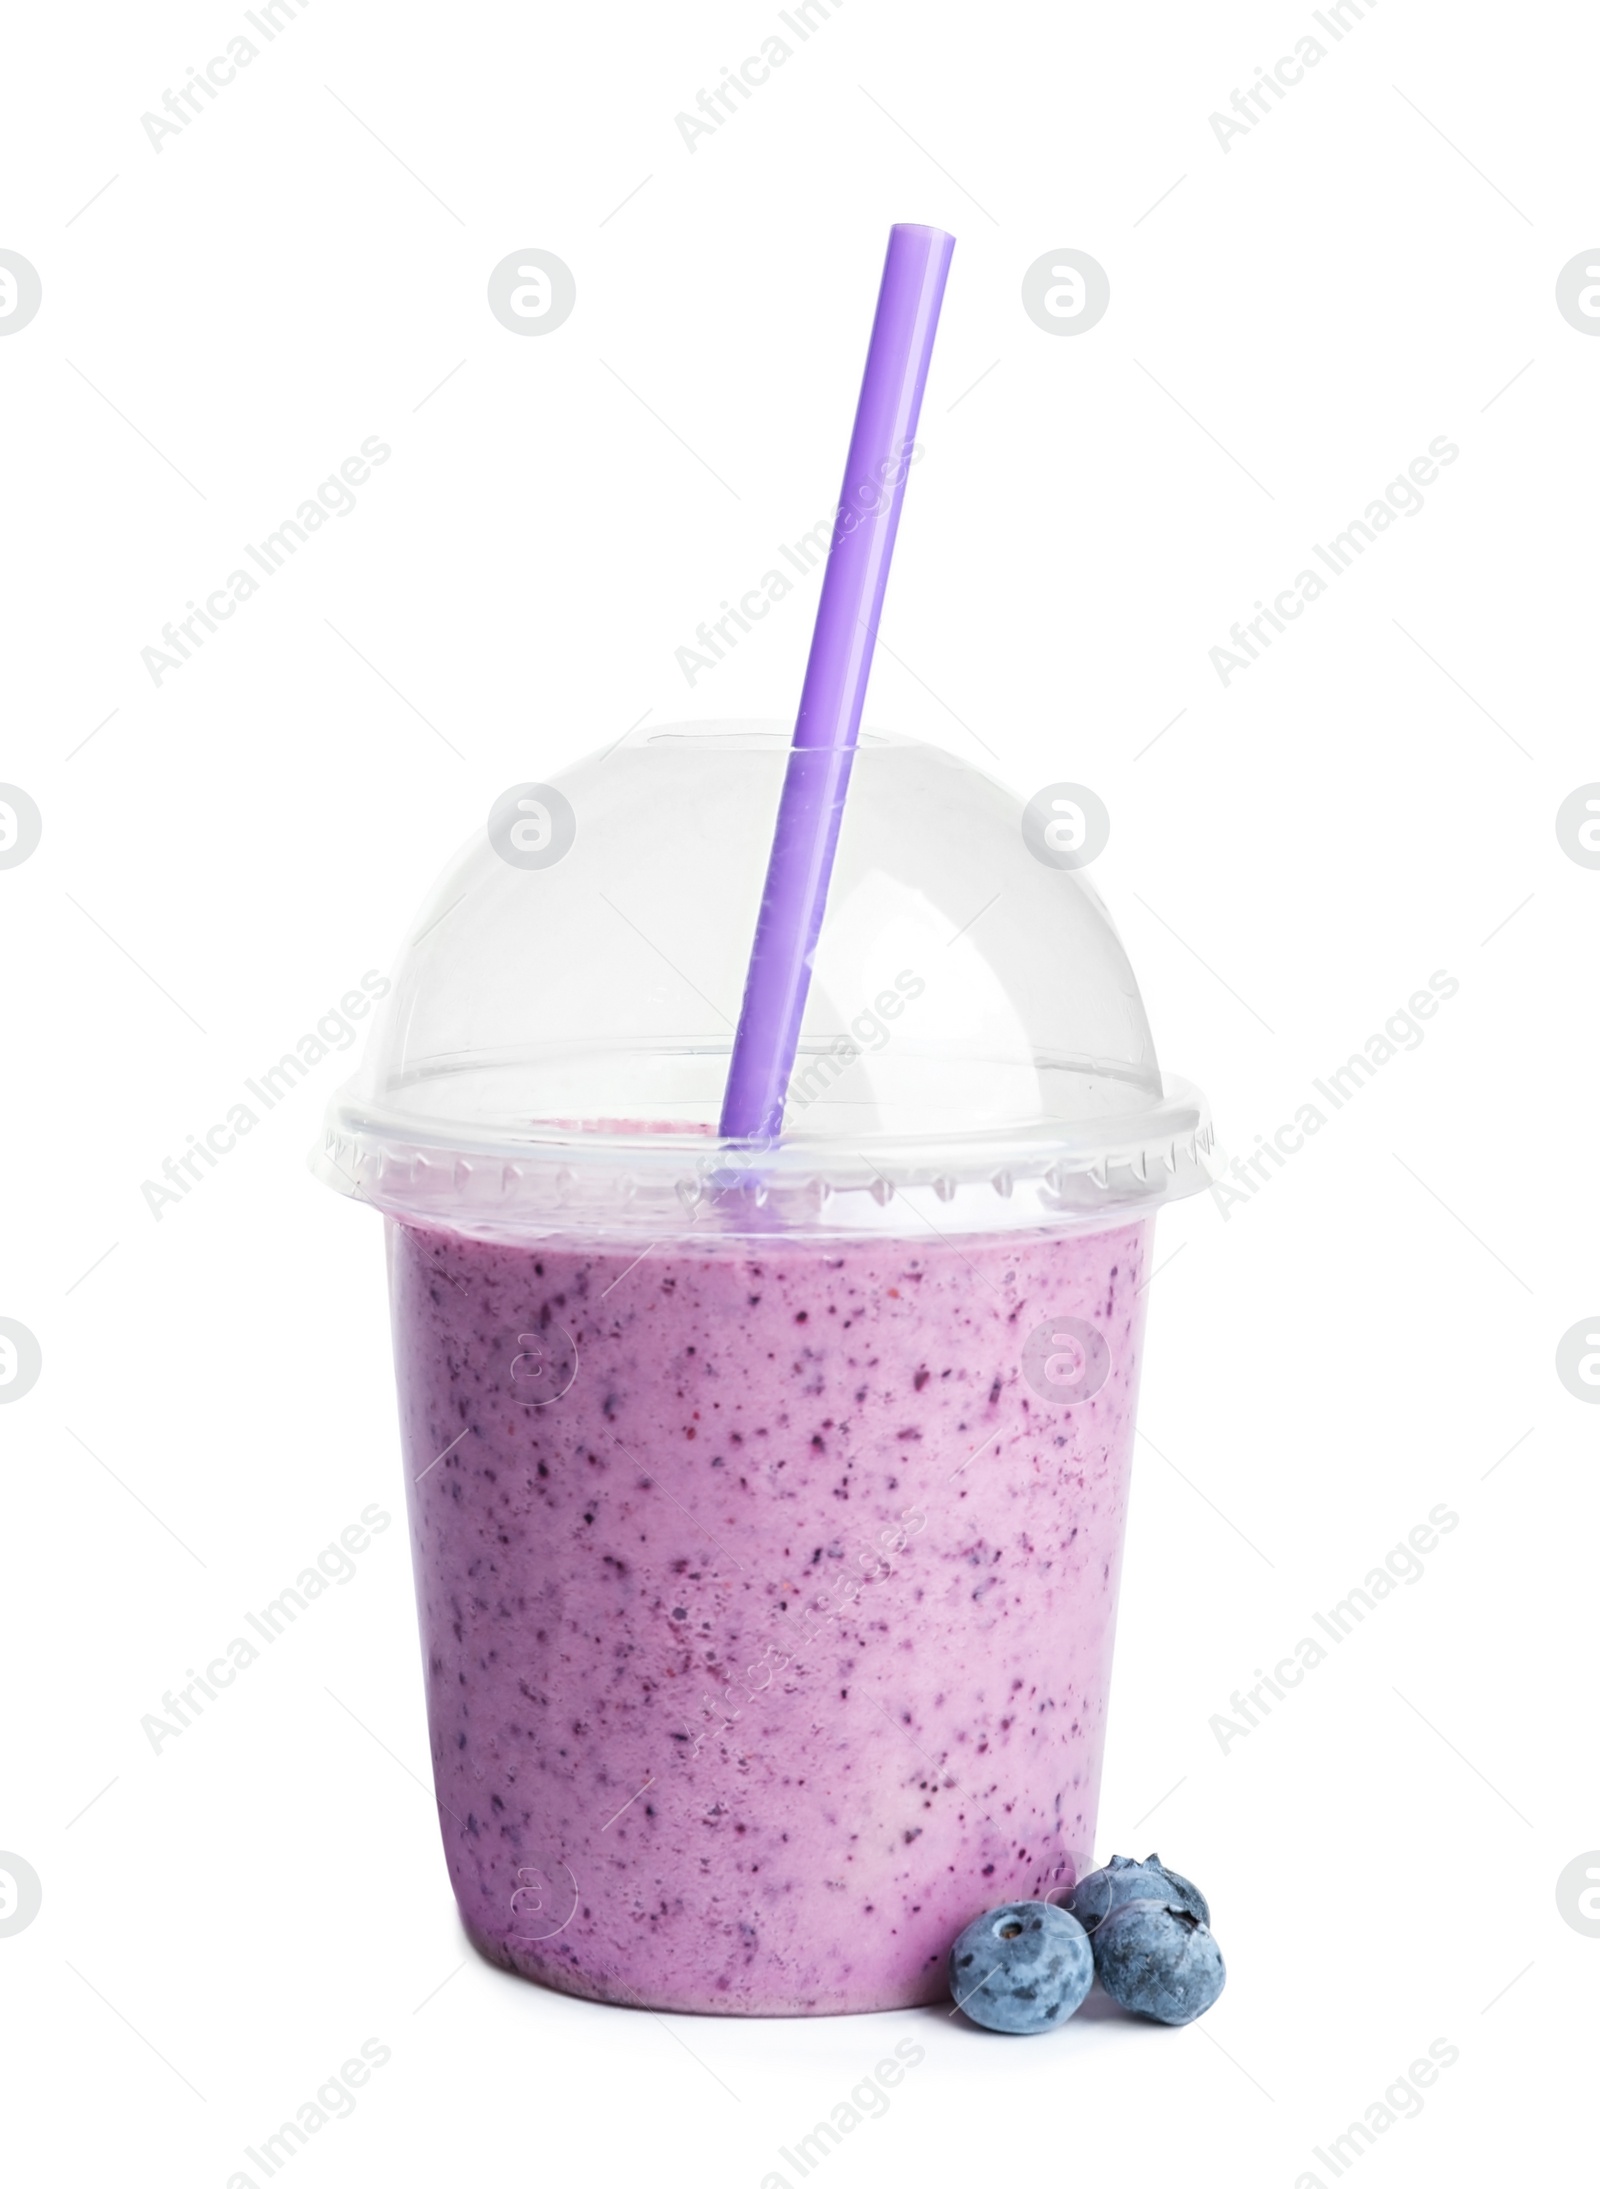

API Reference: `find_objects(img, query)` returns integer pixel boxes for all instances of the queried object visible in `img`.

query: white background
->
[2,1,1594,2183]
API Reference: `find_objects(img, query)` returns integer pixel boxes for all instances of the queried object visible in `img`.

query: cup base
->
[461,1917,950,2018]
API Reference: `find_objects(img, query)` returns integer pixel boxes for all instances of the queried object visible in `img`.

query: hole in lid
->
[643,722,894,749]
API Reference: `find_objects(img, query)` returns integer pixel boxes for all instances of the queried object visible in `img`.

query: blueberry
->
[1065,1851,1209,1935]
[948,1899,1094,2034]
[1091,1899,1226,2025]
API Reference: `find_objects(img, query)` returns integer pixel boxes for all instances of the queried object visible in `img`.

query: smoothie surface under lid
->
[314,725,1212,1236]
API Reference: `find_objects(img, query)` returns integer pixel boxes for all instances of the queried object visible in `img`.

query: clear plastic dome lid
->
[313,723,1211,1238]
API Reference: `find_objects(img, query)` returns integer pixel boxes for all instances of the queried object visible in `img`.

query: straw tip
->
[890,223,956,247]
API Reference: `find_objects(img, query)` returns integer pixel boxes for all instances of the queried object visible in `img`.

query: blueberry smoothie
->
[387,1214,1151,2015]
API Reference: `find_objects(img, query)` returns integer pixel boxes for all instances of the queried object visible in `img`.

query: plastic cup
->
[315,723,1210,2015]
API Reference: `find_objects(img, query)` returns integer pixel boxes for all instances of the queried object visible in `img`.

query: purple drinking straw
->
[719,223,955,1146]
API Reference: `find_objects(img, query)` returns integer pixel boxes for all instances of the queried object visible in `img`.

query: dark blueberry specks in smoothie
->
[387,1217,1151,2015]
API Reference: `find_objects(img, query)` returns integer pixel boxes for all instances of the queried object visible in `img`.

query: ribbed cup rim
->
[311,1074,1213,1240]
